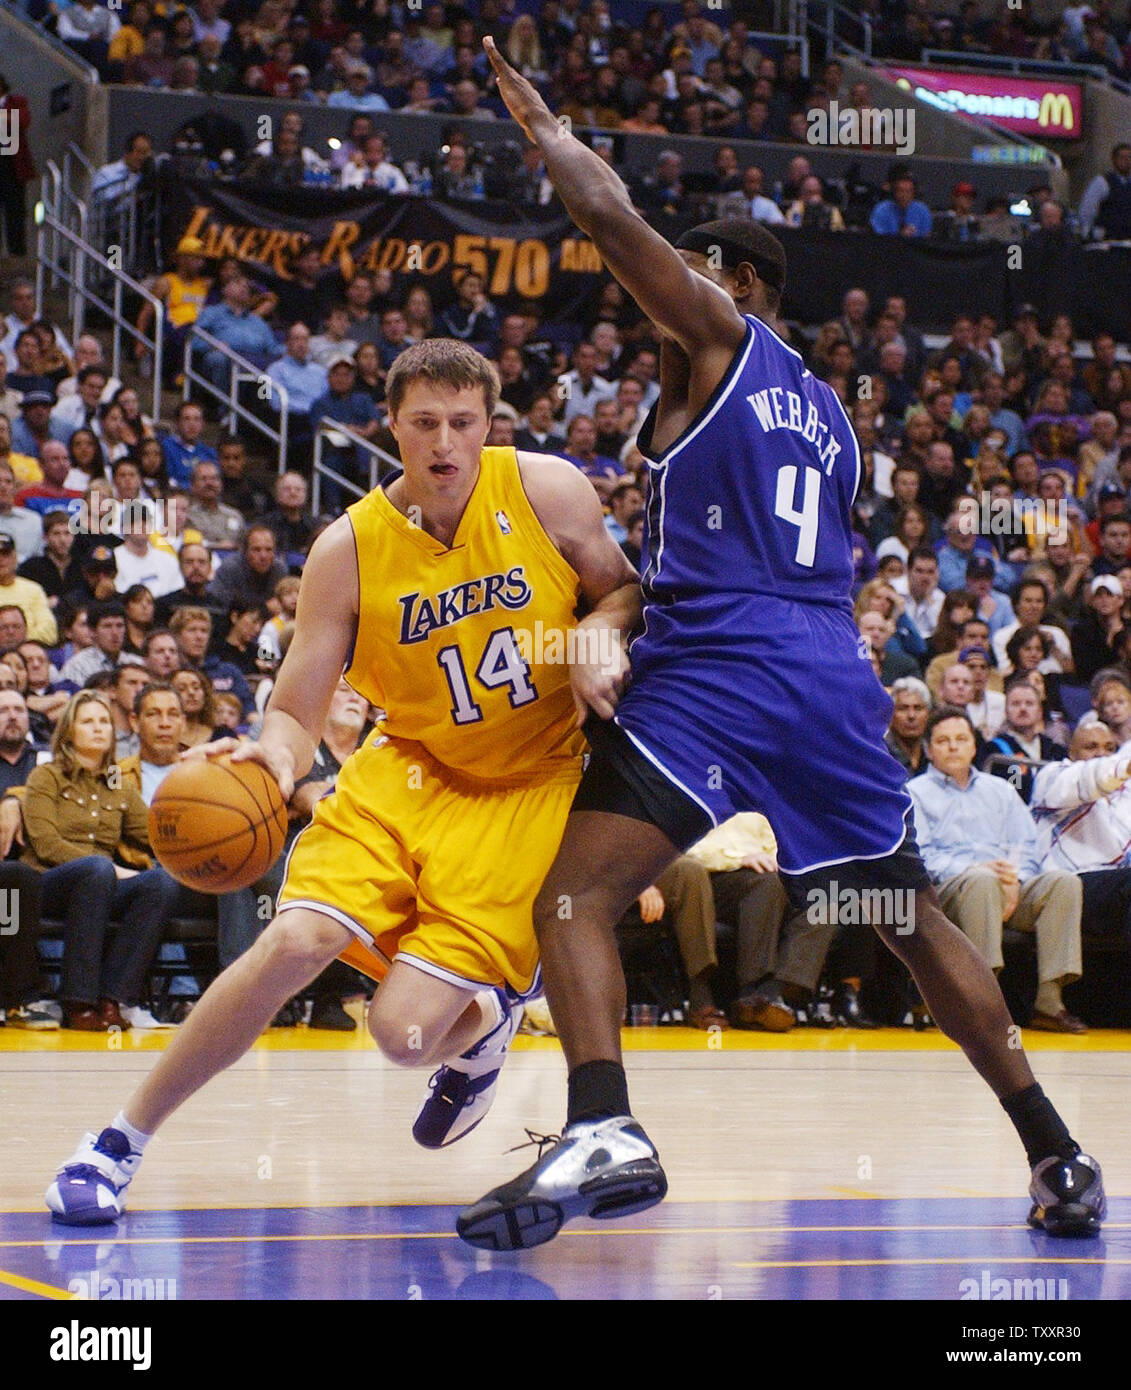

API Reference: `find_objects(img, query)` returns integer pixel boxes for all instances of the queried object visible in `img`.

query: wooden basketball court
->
[2,1020,1128,1301]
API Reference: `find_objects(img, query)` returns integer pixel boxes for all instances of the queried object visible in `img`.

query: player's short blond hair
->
[386,338,500,420]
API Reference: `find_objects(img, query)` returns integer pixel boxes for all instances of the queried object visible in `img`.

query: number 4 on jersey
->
[437,627,539,725]
[775,464,821,568]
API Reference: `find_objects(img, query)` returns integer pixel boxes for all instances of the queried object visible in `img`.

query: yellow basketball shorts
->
[276,734,580,995]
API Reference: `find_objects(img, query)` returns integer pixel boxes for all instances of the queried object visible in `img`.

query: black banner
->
[163,179,1131,341]
[162,178,606,320]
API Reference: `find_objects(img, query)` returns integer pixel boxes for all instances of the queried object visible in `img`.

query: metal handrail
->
[183,324,290,472]
[36,165,165,420]
[311,418,396,512]
[920,48,1131,96]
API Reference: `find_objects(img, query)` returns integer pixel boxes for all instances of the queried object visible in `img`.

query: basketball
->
[148,755,289,893]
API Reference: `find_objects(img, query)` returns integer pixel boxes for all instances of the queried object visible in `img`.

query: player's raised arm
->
[518,450,640,721]
[483,37,745,362]
[228,516,360,798]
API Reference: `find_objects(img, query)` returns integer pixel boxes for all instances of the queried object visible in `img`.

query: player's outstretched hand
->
[482,36,552,142]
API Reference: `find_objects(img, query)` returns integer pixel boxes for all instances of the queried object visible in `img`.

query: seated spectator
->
[66,545,119,609]
[111,503,181,599]
[134,237,212,381]
[154,542,219,626]
[265,321,329,451]
[108,658,149,760]
[563,415,624,502]
[59,599,126,686]
[960,645,1006,740]
[784,175,845,230]
[1,280,72,370]
[983,675,1072,806]
[340,132,409,192]
[870,169,934,237]
[885,676,932,779]
[19,640,71,728]
[0,530,55,645]
[558,340,616,425]
[1030,720,1131,962]
[1090,511,1131,578]
[56,0,120,70]
[515,394,567,455]
[216,596,267,681]
[122,25,174,87]
[185,460,245,554]
[257,576,300,665]
[438,271,498,348]
[168,606,255,723]
[0,687,38,792]
[859,607,918,684]
[194,275,281,394]
[308,355,382,510]
[118,681,189,805]
[50,366,112,446]
[22,691,181,1031]
[892,546,944,645]
[262,472,320,563]
[208,525,288,614]
[687,811,835,1031]
[217,438,270,520]
[170,665,220,748]
[141,627,180,683]
[90,131,152,210]
[161,402,218,492]
[1071,575,1126,683]
[993,578,1073,674]
[122,583,156,657]
[12,389,71,460]
[327,61,391,112]
[965,554,1016,635]
[309,305,359,369]
[908,705,1085,1032]
[0,461,44,564]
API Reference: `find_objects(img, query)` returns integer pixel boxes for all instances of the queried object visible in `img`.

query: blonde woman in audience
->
[403,286,434,342]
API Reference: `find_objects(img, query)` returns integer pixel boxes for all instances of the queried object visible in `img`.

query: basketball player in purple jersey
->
[457,37,1105,1252]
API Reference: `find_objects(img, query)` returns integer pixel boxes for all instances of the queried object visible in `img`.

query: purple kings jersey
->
[639,314,862,612]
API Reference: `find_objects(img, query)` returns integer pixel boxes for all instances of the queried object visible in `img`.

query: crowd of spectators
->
[6,0,1131,1034]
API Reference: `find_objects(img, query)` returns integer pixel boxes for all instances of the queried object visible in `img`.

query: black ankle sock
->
[1000,1083,1079,1166]
[567,1060,630,1125]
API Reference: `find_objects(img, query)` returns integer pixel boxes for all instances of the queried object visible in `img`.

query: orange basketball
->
[148,755,289,893]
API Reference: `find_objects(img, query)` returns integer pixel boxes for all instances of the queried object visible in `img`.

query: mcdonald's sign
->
[1038,91,1075,134]
[885,67,1082,140]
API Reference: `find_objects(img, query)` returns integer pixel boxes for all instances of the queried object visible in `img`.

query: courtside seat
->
[1000,927,1131,1028]
[36,916,219,1009]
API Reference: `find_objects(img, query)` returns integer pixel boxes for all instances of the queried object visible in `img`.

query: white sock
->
[113,1111,152,1154]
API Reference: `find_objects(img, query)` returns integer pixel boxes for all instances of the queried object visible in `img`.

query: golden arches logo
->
[1038,92,1074,132]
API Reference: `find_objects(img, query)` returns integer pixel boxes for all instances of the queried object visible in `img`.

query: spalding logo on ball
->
[148,755,289,893]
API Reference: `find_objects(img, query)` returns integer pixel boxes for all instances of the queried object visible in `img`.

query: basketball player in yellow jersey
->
[46,338,642,1225]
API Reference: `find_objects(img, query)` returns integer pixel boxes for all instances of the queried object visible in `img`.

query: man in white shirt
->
[113,503,183,599]
[340,133,409,192]
[1,280,72,369]
[50,367,109,445]
[723,166,784,226]
[90,133,152,208]
[892,547,945,641]
[54,336,120,402]
[559,341,616,425]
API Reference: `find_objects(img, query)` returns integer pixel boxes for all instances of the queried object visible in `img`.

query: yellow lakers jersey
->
[345,447,586,784]
[166,273,210,328]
